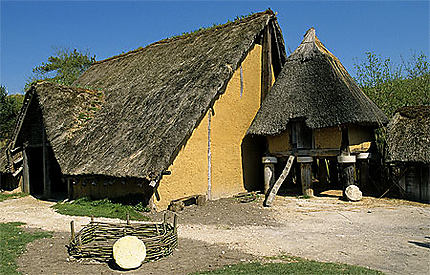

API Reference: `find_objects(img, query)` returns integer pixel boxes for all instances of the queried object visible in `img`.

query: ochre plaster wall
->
[156,44,265,209]
[314,127,342,149]
[267,130,291,153]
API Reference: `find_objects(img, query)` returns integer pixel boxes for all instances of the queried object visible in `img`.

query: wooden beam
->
[42,128,51,198]
[272,149,341,158]
[264,155,295,207]
[22,147,30,194]
[261,25,272,103]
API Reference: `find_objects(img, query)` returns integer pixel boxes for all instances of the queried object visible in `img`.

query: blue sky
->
[1,0,429,94]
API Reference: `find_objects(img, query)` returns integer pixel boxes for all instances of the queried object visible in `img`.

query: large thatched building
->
[248,28,388,196]
[11,10,287,208]
[386,106,430,203]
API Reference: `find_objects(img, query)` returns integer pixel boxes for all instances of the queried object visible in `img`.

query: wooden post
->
[173,213,178,234]
[357,153,370,190]
[262,156,277,194]
[22,147,30,194]
[298,156,314,197]
[261,25,272,103]
[126,213,130,225]
[42,128,51,199]
[338,155,356,199]
[90,215,94,223]
[70,221,75,240]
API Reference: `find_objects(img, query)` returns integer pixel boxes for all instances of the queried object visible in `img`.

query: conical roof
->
[248,28,388,136]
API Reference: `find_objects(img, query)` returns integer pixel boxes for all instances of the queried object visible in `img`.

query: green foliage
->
[0,193,28,202]
[27,48,95,88]
[0,86,24,145]
[52,197,150,221]
[0,222,51,275]
[354,51,430,117]
[192,257,383,274]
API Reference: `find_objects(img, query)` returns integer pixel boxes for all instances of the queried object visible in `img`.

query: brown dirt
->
[0,192,428,274]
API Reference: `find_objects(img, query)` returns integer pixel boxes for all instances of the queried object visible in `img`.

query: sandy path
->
[2,194,430,274]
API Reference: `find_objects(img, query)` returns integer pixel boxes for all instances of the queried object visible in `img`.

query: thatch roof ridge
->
[248,27,388,136]
[14,11,285,181]
[95,10,275,66]
[386,105,430,164]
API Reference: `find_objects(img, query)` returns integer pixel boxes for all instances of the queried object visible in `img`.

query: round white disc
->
[113,236,146,269]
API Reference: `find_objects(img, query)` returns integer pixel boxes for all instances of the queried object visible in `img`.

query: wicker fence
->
[67,212,178,263]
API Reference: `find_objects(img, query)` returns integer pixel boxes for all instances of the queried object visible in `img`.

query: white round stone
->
[345,185,362,201]
[113,236,146,270]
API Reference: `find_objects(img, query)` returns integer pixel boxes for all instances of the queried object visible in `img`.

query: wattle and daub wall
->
[157,45,268,209]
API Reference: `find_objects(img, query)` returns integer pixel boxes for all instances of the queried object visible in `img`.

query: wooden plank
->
[272,149,340,157]
[12,166,23,177]
[260,25,272,103]
[22,148,30,193]
[264,155,295,207]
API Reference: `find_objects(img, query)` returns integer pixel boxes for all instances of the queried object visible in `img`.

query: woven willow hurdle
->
[67,213,178,263]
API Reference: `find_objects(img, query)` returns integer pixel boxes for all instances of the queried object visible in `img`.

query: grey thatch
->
[386,106,430,164]
[248,28,388,136]
[0,146,10,173]
[14,10,286,181]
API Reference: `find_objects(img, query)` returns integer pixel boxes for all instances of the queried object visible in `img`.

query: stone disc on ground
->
[345,185,362,201]
[113,236,146,269]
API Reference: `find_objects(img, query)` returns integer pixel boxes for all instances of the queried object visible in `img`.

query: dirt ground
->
[0,192,429,274]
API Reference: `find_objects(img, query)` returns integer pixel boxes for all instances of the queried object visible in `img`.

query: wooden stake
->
[126,213,130,225]
[173,213,178,234]
[91,215,94,223]
[78,235,82,247]
[70,221,75,240]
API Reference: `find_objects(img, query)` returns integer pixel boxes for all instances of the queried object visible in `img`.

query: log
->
[113,236,146,270]
[301,163,313,197]
[264,155,295,207]
[345,185,362,201]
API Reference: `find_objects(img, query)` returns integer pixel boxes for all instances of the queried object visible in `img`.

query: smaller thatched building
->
[248,28,388,197]
[386,106,430,203]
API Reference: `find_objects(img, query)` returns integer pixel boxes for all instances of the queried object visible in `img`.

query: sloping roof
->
[386,106,430,164]
[248,28,388,136]
[15,10,286,181]
[0,146,10,174]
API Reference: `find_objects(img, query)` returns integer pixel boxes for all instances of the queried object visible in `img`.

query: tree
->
[0,86,24,146]
[27,48,96,88]
[354,51,430,117]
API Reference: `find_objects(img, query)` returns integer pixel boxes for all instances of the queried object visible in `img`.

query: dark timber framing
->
[261,25,272,103]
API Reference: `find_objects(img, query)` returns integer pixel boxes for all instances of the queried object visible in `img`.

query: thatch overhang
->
[0,146,10,174]
[13,10,287,181]
[247,28,388,136]
[386,106,430,164]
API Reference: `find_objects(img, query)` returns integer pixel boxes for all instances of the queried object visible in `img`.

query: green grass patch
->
[0,222,51,275]
[192,256,383,275]
[52,197,150,221]
[0,193,27,202]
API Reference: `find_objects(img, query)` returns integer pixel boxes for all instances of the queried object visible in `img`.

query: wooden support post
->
[70,221,75,240]
[262,156,277,194]
[298,156,314,197]
[173,213,178,234]
[126,213,130,225]
[77,235,82,247]
[42,128,51,199]
[22,147,30,194]
[261,25,272,103]
[357,153,370,190]
[338,155,356,199]
[91,215,94,223]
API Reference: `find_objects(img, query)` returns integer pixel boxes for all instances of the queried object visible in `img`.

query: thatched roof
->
[386,106,430,164]
[248,28,388,136]
[14,10,286,181]
[0,146,10,174]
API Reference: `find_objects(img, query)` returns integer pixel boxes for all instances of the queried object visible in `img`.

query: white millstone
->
[262,156,278,164]
[113,236,146,270]
[345,185,362,201]
[337,155,356,163]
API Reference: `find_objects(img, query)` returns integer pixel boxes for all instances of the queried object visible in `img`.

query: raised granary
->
[248,27,388,198]
[11,10,287,208]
